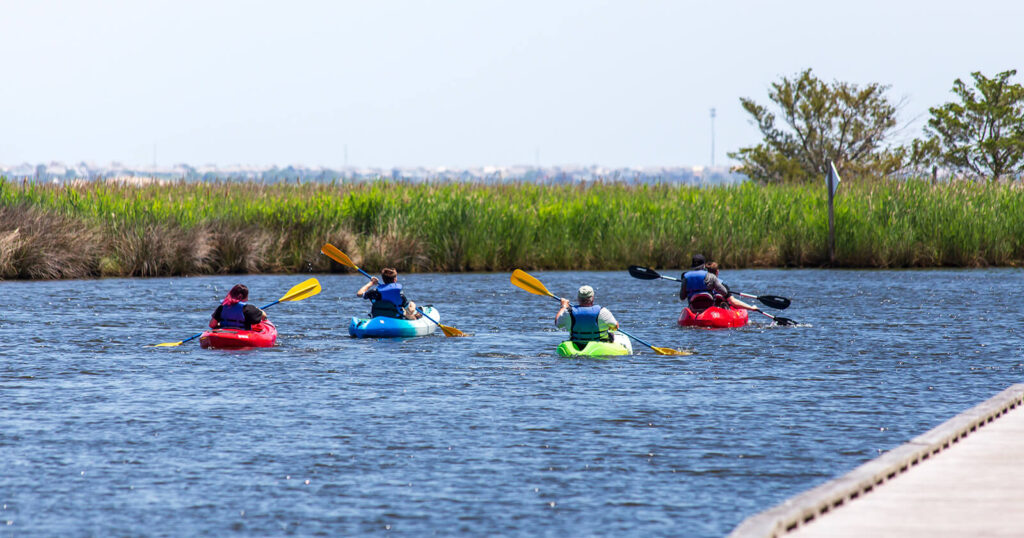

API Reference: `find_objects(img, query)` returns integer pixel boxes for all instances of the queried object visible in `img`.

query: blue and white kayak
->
[348,306,440,338]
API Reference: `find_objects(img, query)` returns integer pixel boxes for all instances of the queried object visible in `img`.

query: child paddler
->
[356,267,422,320]
[555,285,619,342]
[209,284,267,330]
[706,262,758,311]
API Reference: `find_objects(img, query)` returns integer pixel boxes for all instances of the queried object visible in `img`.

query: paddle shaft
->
[415,306,444,327]
[176,332,204,345]
[613,327,655,349]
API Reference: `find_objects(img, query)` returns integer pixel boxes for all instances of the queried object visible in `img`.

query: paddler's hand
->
[259,309,268,320]
[555,298,570,326]
[370,277,379,285]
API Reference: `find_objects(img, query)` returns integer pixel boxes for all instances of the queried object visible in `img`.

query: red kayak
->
[678,307,749,329]
[200,321,277,349]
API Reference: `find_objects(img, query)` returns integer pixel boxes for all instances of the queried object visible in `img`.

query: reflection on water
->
[1,269,1022,536]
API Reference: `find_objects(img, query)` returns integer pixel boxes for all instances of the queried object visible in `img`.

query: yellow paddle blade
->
[321,243,358,270]
[151,341,184,347]
[439,324,468,337]
[651,346,694,356]
[279,277,321,302]
[510,269,555,298]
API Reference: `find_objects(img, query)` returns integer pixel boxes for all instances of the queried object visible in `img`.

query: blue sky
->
[2,0,1022,168]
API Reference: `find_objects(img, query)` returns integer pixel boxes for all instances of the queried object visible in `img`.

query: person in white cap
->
[555,285,619,342]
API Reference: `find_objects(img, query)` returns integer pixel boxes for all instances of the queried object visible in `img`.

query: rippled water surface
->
[2,269,1022,536]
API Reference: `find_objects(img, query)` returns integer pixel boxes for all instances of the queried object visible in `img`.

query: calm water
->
[2,269,1022,536]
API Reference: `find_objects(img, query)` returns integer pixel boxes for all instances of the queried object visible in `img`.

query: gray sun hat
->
[577,285,595,302]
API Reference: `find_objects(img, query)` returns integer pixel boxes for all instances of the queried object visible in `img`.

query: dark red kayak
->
[678,306,749,329]
[200,321,277,349]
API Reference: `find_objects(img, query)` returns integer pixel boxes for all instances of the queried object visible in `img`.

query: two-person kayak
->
[678,306,749,329]
[348,306,441,338]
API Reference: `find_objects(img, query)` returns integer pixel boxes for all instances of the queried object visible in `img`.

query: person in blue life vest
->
[209,284,267,330]
[555,285,619,342]
[356,267,422,320]
[680,254,757,312]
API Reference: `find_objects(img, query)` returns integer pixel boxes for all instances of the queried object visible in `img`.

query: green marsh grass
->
[1,177,1021,279]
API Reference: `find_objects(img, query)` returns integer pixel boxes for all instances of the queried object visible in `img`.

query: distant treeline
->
[1,177,1022,279]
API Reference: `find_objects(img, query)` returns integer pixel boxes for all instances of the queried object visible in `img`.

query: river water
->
[2,269,1022,536]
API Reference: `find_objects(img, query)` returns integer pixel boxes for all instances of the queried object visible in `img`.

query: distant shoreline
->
[0,163,744,186]
[1,177,1021,280]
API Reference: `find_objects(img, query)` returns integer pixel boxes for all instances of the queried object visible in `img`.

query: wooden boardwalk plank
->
[730,384,1024,538]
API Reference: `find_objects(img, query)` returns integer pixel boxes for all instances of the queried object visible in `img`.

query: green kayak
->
[556,331,634,358]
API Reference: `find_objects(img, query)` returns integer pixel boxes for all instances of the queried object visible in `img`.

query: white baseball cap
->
[577,285,594,301]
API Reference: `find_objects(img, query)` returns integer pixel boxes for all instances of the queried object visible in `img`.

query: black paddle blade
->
[758,295,792,310]
[628,265,661,280]
[772,315,797,326]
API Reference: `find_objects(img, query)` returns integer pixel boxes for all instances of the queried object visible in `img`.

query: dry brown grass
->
[359,220,430,273]
[106,223,215,277]
[0,204,102,279]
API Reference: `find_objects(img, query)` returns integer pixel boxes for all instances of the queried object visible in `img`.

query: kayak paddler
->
[706,262,758,311]
[356,267,422,320]
[679,253,733,312]
[556,285,619,342]
[209,284,268,330]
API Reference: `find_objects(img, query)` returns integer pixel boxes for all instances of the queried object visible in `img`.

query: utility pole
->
[710,108,716,167]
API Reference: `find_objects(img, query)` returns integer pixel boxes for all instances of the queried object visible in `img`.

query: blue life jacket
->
[684,270,713,302]
[220,301,247,329]
[570,304,608,342]
[371,282,405,318]
[684,270,716,307]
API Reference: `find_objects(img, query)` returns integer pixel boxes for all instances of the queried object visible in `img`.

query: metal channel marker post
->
[826,161,841,266]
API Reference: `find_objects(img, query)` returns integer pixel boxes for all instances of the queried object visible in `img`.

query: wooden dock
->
[730,384,1024,537]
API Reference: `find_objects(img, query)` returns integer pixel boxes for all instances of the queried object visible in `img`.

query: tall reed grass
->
[1,177,1021,279]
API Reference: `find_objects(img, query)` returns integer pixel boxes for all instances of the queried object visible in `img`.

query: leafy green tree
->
[730,68,905,183]
[916,70,1024,181]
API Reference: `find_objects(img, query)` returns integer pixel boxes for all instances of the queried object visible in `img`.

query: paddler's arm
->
[356,276,379,297]
[209,305,223,329]
[404,299,421,320]
[599,308,619,331]
[243,304,267,325]
[555,298,571,327]
[727,296,757,311]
